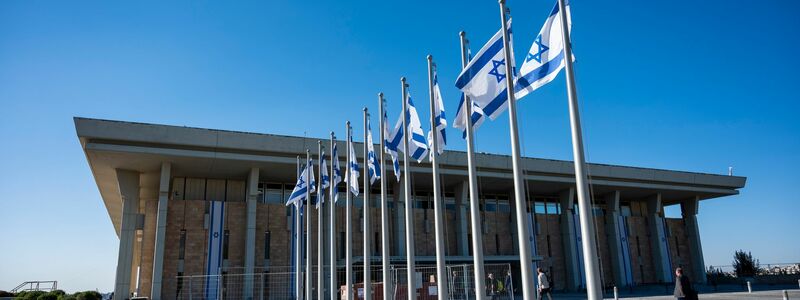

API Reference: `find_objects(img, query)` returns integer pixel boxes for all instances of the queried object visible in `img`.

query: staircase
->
[10,281,58,293]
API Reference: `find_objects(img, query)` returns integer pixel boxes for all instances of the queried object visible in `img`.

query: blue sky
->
[1,0,798,293]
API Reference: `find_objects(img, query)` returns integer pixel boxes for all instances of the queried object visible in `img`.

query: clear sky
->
[1,0,798,293]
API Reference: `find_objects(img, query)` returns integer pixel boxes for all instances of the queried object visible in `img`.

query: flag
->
[452,93,487,138]
[287,159,315,206]
[316,151,330,209]
[384,109,401,182]
[346,135,360,196]
[454,19,516,123]
[515,1,572,100]
[332,141,342,202]
[366,117,381,185]
[399,94,429,162]
[429,71,447,155]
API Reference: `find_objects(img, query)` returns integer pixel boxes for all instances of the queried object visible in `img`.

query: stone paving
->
[536,289,800,300]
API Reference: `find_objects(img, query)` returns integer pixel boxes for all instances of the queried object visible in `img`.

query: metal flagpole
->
[498,1,535,298]
[378,92,391,300]
[459,31,487,300]
[296,156,302,300]
[427,55,449,300]
[557,0,602,298]
[346,122,354,300]
[363,108,373,300]
[400,77,417,300]
[306,149,312,300]
[330,132,338,300]
[318,141,324,300]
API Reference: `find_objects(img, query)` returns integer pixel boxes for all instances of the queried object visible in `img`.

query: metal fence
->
[170,263,512,300]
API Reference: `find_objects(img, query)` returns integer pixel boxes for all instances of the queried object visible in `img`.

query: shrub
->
[73,291,101,300]
[733,250,762,277]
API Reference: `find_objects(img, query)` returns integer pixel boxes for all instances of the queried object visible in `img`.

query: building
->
[75,117,746,299]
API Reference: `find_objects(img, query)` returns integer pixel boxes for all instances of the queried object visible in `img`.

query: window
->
[621,205,632,217]
[223,230,230,259]
[497,197,511,213]
[545,202,560,215]
[178,230,186,260]
[534,202,547,214]
[176,272,184,298]
[444,193,456,211]
[485,196,497,212]
[264,231,271,259]
[592,205,605,216]
[415,194,431,209]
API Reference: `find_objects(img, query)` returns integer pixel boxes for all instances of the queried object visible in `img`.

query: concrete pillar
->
[114,169,140,300]
[604,191,630,288]
[559,188,581,291]
[646,194,671,283]
[682,196,707,284]
[150,163,171,300]
[243,168,259,299]
[393,179,406,256]
[453,181,470,256]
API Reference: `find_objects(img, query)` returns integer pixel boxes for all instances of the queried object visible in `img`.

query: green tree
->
[732,249,762,277]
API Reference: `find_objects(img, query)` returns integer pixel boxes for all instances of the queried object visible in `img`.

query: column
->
[646,194,671,283]
[682,196,707,284]
[604,191,630,288]
[453,181,470,256]
[559,188,581,291]
[393,179,406,256]
[114,169,140,300]
[243,168,259,299]
[150,163,171,300]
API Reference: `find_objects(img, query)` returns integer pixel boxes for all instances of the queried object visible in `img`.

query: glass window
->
[534,202,547,214]
[592,205,605,216]
[497,200,510,213]
[545,202,560,215]
[621,205,632,216]
[444,195,456,211]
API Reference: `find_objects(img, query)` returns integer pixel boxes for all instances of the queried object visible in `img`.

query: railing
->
[707,263,800,276]
[10,281,58,293]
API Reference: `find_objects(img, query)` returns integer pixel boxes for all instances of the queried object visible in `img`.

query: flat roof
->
[74,117,746,235]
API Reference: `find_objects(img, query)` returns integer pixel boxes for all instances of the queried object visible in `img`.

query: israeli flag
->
[428,71,447,155]
[331,141,342,203]
[316,152,330,209]
[384,109,401,182]
[286,159,315,206]
[400,94,429,162]
[452,93,487,138]
[515,1,572,99]
[366,117,381,185]
[346,135,360,196]
[454,19,516,122]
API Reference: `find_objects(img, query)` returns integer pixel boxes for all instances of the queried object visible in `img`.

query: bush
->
[72,291,101,300]
[15,291,45,300]
[0,290,13,297]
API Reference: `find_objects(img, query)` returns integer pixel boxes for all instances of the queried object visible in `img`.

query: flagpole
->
[557,0,602,298]
[318,141,324,300]
[378,92,391,300]
[346,121,354,300]
[296,156,302,300]
[330,132,338,300]
[400,77,417,300]
[427,55,449,300]
[306,149,312,300]
[363,108,373,300]
[498,1,535,298]
[459,31,487,300]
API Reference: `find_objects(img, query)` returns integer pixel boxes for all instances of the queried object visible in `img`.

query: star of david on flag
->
[315,151,330,209]
[428,70,447,156]
[331,141,342,202]
[346,135,360,196]
[397,93,429,162]
[287,158,315,207]
[454,19,516,125]
[384,108,402,182]
[515,0,573,100]
[366,116,381,185]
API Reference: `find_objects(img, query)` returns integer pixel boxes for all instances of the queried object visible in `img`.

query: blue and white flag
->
[399,94,429,162]
[346,135,360,196]
[286,159,315,207]
[316,151,330,209]
[452,93,487,138]
[428,71,447,156]
[366,117,381,185]
[205,201,225,300]
[331,141,343,202]
[454,20,516,123]
[515,1,572,100]
[384,109,401,182]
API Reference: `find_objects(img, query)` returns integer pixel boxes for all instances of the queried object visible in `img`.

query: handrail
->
[10,281,58,293]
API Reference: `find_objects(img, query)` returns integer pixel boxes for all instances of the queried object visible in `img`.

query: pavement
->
[502,285,800,299]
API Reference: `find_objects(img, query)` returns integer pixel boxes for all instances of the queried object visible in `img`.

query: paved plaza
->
[536,288,800,299]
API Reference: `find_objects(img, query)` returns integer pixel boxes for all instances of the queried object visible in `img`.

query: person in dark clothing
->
[674,267,697,300]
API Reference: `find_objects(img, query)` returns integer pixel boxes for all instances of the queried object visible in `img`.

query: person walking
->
[674,267,698,300]
[537,268,553,300]
[504,269,514,300]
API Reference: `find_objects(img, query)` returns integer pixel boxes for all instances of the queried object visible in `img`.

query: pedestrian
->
[504,269,514,299]
[537,268,553,300]
[674,267,698,300]
[487,273,503,299]
[451,271,464,299]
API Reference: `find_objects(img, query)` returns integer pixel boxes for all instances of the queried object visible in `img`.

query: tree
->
[732,250,761,277]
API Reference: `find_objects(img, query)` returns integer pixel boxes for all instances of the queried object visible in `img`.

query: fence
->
[170,263,512,300]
